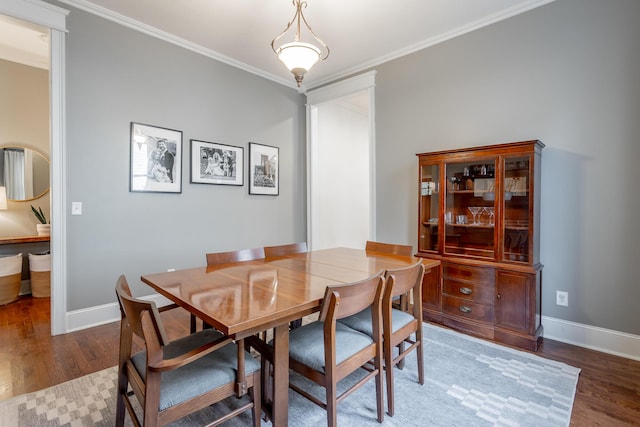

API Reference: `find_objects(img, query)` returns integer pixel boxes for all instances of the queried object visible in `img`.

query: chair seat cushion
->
[339,307,414,337]
[288,321,373,373]
[131,329,260,411]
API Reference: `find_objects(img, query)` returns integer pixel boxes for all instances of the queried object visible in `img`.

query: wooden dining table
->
[141,247,440,426]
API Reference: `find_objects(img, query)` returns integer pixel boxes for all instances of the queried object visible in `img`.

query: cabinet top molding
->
[416,140,544,158]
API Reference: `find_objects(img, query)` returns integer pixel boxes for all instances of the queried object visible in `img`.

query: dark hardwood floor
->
[1,296,639,425]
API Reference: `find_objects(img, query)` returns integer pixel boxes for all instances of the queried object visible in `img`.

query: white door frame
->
[0,0,68,335]
[305,71,377,250]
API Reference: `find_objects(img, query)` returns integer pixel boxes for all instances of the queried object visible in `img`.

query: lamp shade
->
[277,42,321,73]
[0,186,7,210]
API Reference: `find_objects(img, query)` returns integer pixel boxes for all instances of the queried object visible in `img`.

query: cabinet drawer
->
[443,295,494,323]
[443,278,494,304]
[443,263,494,284]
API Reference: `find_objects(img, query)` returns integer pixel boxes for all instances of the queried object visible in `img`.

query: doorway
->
[1,0,68,335]
[306,71,376,250]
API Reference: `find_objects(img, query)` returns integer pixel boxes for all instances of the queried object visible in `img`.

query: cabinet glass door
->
[444,160,496,259]
[503,155,531,263]
[419,163,439,252]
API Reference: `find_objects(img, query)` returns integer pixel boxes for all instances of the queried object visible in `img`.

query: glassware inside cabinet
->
[444,159,496,259]
[419,164,439,252]
[503,155,531,263]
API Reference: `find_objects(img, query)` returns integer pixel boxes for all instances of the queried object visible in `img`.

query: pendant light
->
[271,0,329,87]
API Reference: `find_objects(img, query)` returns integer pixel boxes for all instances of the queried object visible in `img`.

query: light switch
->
[71,202,83,215]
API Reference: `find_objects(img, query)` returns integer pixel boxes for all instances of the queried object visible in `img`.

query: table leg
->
[271,323,289,427]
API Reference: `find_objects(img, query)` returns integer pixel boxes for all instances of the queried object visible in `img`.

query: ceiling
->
[2,0,554,90]
[0,14,49,69]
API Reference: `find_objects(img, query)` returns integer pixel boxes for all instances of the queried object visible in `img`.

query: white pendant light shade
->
[277,42,321,72]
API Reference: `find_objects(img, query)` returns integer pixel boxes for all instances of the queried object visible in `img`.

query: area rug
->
[0,323,580,426]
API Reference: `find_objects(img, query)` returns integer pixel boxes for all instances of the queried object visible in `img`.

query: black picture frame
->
[130,122,182,193]
[190,140,244,186]
[248,142,279,196]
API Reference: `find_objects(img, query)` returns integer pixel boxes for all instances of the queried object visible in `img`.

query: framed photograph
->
[130,122,182,193]
[190,140,243,186]
[248,142,279,195]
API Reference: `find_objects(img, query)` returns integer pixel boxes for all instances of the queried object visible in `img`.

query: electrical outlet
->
[556,291,568,307]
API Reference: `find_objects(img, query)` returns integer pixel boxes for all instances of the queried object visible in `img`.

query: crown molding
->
[306,0,556,90]
[57,0,299,89]
[56,0,555,92]
[0,0,68,31]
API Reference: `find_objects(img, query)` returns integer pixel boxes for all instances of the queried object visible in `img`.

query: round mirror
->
[0,146,50,201]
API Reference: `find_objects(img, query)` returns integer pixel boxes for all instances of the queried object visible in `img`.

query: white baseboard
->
[65,293,173,333]
[64,299,640,361]
[542,315,640,361]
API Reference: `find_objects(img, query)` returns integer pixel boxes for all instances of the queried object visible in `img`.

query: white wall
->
[311,100,369,250]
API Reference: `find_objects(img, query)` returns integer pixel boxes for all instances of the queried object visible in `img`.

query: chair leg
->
[397,341,406,369]
[115,371,127,427]
[384,341,395,417]
[326,380,338,427]
[261,358,273,407]
[250,373,262,427]
[416,329,425,385]
[375,357,385,423]
[190,314,197,333]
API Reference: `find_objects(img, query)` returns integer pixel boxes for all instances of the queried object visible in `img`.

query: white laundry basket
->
[29,252,51,298]
[0,253,22,305]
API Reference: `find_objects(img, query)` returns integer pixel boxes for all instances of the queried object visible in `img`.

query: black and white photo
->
[190,140,243,186]
[130,122,182,193]
[249,142,279,195]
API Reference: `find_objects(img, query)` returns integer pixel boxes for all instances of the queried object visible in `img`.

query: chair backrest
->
[264,242,308,258]
[384,260,425,300]
[319,270,386,323]
[365,241,413,257]
[116,275,170,351]
[206,247,265,266]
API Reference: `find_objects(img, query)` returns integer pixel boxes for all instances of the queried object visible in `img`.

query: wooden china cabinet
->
[416,140,544,351]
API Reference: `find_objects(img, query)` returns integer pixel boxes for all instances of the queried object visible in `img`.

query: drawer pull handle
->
[459,287,472,295]
[459,306,472,314]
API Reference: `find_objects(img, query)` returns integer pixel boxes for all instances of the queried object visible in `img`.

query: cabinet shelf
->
[448,223,494,229]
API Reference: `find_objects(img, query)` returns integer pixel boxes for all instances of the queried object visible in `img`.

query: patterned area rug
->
[0,323,580,426]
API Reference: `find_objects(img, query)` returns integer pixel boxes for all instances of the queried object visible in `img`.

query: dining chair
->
[365,240,413,314]
[206,247,266,266]
[287,271,386,427]
[365,240,413,257]
[196,247,267,332]
[338,260,425,416]
[115,275,262,427]
[263,242,307,259]
[264,242,308,330]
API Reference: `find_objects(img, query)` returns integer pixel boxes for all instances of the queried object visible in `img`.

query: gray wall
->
[56,0,639,336]
[62,6,306,309]
[374,0,640,335]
